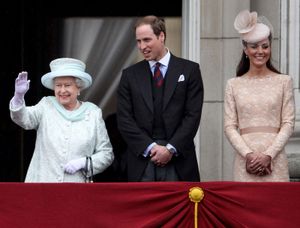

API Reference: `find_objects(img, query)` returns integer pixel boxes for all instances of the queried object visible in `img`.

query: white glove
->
[12,71,30,108]
[64,157,86,174]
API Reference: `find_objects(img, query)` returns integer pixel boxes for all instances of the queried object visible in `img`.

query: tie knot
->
[155,62,161,68]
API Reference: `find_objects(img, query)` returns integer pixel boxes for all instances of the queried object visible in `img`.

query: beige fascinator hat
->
[41,57,92,90]
[234,10,270,43]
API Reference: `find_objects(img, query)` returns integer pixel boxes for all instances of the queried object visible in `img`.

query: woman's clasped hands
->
[246,152,272,176]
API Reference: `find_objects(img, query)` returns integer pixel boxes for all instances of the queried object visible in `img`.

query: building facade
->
[183,0,300,181]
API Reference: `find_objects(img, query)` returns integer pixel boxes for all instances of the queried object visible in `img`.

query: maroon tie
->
[153,62,164,87]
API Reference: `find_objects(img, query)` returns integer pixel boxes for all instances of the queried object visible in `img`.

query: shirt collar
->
[149,48,171,68]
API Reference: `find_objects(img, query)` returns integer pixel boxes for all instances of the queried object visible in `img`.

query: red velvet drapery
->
[0,182,299,228]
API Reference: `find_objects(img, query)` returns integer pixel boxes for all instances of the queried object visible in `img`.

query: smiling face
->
[244,38,271,69]
[135,24,166,61]
[54,76,80,110]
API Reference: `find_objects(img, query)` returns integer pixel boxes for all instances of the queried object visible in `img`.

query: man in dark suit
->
[117,15,204,182]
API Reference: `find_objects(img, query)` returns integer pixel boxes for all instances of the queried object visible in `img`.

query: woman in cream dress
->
[224,10,295,181]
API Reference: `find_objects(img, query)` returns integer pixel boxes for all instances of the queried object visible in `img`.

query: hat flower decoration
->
[234,10,270,43]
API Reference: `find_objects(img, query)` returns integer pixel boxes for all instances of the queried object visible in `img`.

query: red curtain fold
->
[0,182,299,228]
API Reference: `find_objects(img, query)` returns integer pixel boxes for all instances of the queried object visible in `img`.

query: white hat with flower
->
[234,10,271,43]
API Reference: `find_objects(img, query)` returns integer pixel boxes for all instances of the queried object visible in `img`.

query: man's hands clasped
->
[150,144,173,167]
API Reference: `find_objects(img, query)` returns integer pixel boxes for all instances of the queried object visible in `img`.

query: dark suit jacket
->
[117,54,204,181]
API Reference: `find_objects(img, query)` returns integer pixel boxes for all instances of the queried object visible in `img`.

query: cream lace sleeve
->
[224,79,253,157]
[264,76,295,158]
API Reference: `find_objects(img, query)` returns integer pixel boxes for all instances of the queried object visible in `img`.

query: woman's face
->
[54,76,80,110]
[244,38,271,68]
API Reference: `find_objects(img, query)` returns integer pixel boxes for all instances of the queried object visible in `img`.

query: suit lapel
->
[138,61,154,113]
[163,56,181,111]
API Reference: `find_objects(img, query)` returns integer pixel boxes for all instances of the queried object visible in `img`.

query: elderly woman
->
[10,57,114,182]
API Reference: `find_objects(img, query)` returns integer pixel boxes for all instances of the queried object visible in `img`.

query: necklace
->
[67,100,81,111]
[74,100,81,110]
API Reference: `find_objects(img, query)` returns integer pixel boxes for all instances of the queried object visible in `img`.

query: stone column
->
[280,0,300,181]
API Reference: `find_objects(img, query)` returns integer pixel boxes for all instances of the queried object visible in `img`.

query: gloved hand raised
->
[64,157,86,174]
[12,71,30,107]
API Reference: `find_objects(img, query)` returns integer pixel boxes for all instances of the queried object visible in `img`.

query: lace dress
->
[224,74,295,181]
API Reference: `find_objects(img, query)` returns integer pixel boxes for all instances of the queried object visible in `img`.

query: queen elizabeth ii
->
[10,57,114,182]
